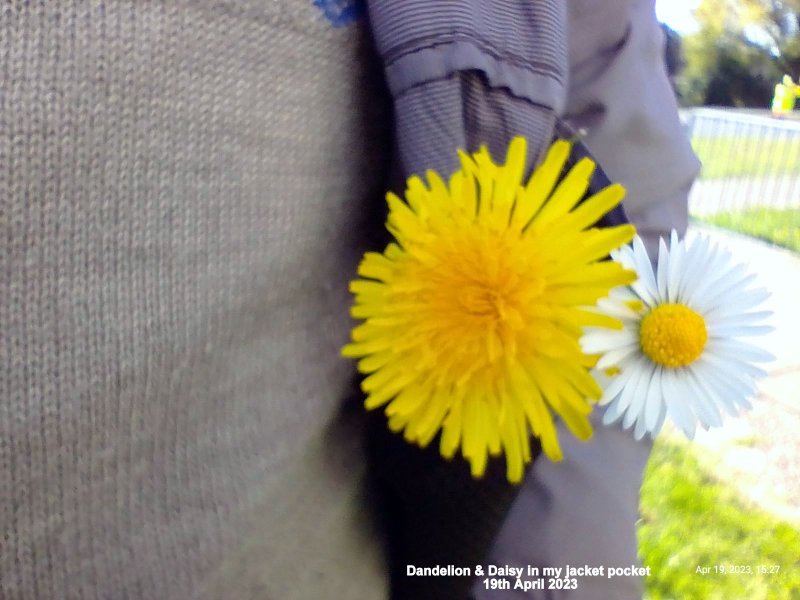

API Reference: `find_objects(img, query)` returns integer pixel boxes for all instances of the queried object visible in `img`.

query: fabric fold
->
[367,0,568,112]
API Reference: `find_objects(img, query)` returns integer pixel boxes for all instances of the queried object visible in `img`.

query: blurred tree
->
[675,0,799,106]
[740,0,800,73]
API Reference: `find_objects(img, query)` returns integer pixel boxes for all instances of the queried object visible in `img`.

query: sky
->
[656,0,780,49]
[655,0,701,34]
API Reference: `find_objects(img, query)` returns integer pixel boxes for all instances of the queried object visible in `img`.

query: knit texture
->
[0,2,392,598]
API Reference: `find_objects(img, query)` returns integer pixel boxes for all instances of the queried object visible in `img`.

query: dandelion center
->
[420,233,543,367]
[457,281,513,332]
[639,303,707,368]
[343,137,636,482]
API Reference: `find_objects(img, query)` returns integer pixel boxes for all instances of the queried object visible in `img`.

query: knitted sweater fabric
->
[1,2,392,598]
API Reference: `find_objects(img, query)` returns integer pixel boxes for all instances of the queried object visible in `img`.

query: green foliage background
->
[691,135,800,178]
[674,0,800,107]
[699,208,800,252]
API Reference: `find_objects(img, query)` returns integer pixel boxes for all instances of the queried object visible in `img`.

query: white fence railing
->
[682,108,800,217]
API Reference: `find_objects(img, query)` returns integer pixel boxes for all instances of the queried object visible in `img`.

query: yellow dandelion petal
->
[462,396,490,477]
[405,176,428,214]
[516,140,571,225]
[384,242,404,260]
[439,398,464,459]
[558,402,594,441]
[408,391,452,448]
[549,259,635,288]
[490,137,527,228]
[425,169,450,212]
[356,350,396,375]
[563,183,626,231]
[532,157,596,225]
[550,359,604,401]
[562,224,638,263]
[575,308,623,330]
[343,137,635,482]
[341,337,391,358]
[447,171,464,213]
[500,410,525,483]
[384,383,427,418]
[357,252,395,280]
[483,397,502,456]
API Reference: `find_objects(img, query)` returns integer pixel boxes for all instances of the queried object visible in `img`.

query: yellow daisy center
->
[639,303,707,368]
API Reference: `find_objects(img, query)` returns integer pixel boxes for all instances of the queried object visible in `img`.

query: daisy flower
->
[342,137,636,482]
[582,231,774,441]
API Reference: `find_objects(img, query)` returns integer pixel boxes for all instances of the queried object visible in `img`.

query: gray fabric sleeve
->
[366,0,568,178]
[393,72,557,179]
[565,0,701,255]
[367,0,567,111]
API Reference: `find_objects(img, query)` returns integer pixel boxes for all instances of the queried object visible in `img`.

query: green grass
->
[697,208,800,252]
[692,135,800,179]
[639,440,800,600]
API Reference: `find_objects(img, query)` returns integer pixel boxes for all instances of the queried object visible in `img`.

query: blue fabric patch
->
[313,0,365,27]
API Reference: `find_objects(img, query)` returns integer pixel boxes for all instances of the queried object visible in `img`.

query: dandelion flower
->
[582,232,774,441]
[343,137,636,482]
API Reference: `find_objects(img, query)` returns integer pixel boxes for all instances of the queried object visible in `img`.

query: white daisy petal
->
[688,363,732,427]
[695,355,761,399]
[704,284,770,314]
[630,235,659,305]
[598,368,633,406]
[611,244,634,268]
[630,281,656,308]
[695,272,757,311]
[643,365,664,433]
[707,339,775,364]
[706,310,773,329]
[691,262,748,308]
[705,305,772,329]
[707,323,774,338]
[678,235,710,300]
[609,285,639,302]
[590,232,772,442]
[704,354,768,384]
[623,361,655,430]
[603,392,628,423]
[581,330,638,354]
[651,399,668,439]
[733,395,753,411]
[595,344,641,370]
[656,236,669,299]
[704,290,772,322]
[633,236,658,290]
[683,368,723,428]
[666,230,683,303]
[633,410,649,440]
[613,356,650,418]
[596,296,642,320]
[662,369,697,439]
